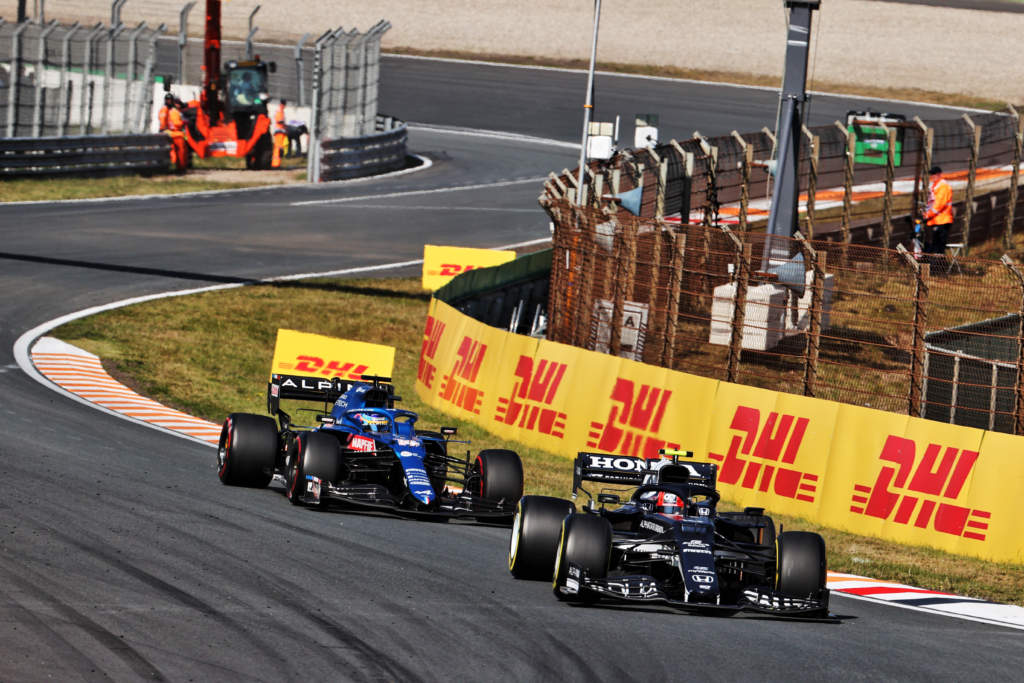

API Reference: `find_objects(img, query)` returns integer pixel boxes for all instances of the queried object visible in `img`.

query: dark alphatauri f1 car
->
[216,373,524,521]
[508,450,830,618]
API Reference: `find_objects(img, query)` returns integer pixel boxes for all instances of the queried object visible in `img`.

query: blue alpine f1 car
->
[217,373,523,521]
[508,450,830,618]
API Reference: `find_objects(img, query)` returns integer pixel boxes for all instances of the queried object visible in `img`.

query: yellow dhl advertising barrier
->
[270,328,395,380]
[421,245,517,291]
[416,298,1024,563]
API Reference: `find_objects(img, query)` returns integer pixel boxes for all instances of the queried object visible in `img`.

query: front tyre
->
[509,496,576,580]
[775,531,827,598]
[218,413,277,487]
[552,513,612,602]
[287,432,341,507]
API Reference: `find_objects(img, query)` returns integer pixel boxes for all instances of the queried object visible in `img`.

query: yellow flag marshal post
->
[421,245,516,291]
[270,329,395,381]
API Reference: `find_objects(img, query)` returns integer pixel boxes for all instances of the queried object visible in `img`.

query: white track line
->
[12,239,552,445]
[290,176,549,207]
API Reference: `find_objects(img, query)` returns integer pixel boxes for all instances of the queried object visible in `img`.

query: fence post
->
[898,244,929,416]
[177,2,195,83]
[882,126,897,249]
[1005,106,1023,251]
[833,122,854,244]
[575,207,599,347]
[609,218,638,358]
[645,219,665,360]
[136,24,165,133]
[1000,254,1024,435]
[656,154,668,220]
[961,114,981,255]
[102,23,126,134]
[802,125,819,239]
[720,226,750,383]
[696,134,718,312]
[245,5,260,61]
[32,21,59,137]
[123,22,146,134]
[731,131,752,232]
[7,21,29,138]
[306,29,331,183]
[57,22,81,137]
[81,22,104,135]
[662,230,686,368]
[795,231,825,397]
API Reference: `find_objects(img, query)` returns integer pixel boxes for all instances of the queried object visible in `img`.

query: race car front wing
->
[560,563,832,619]
[279,474,516,520]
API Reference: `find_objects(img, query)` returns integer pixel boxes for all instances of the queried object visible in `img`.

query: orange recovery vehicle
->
[172,0,277,169]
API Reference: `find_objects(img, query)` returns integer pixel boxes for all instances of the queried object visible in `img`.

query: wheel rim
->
[508,501,523,571]
[217,418,233,478]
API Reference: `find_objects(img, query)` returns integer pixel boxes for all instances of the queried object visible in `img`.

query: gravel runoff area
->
[41,0,1024,105]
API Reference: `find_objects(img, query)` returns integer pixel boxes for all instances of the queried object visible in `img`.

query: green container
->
[846,111,905,167]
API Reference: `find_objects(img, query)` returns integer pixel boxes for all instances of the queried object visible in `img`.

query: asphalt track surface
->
[1,58,1020,681]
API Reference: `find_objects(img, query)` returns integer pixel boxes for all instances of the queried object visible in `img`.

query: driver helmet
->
[356,412,389,433]
[641,490,685,516]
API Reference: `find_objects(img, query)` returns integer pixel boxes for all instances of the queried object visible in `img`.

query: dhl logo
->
[587,378,679,458]
[438,336,487,414]
[708,406,818,502]
[278,355,368,380]
[426,263,481,277]
[851,435,990,541]
[494,356,568,438]
[417,315,446,389]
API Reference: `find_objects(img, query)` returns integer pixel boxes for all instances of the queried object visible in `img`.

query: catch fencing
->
[0,19,165,136]
[546,107,1024,255]
[542,104,1024,435]
[2,15,397,181]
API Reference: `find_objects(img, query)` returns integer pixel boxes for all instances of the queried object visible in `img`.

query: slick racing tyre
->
[552,513,612,602]
[218,413,277,487]
[287,432,341,507]
[474,449,524,505]
[775,531,827,598]
[509,496,576,580]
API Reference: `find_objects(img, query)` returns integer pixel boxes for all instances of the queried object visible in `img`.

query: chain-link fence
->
[0,19,166,136]
[549,107,1024,256]
[543,106,1024,435]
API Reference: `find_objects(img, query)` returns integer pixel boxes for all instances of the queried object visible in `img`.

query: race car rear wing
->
[572,450,718,495]
[267,373,350,415]
[267,373,400,416]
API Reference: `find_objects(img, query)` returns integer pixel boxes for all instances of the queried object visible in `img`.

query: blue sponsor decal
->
[396,448,434,505]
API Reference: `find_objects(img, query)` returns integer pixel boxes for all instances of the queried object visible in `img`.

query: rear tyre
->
[474,449,524,505]
[552,513,612,602]
[509,496,576,580]
[287,431,341,507]
[775,531,827,598]
[218,413,277,487]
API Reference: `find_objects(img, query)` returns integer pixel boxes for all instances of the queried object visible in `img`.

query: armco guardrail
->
[435,249,553,336]
[317,115,407,182]
[0,134,171,176]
